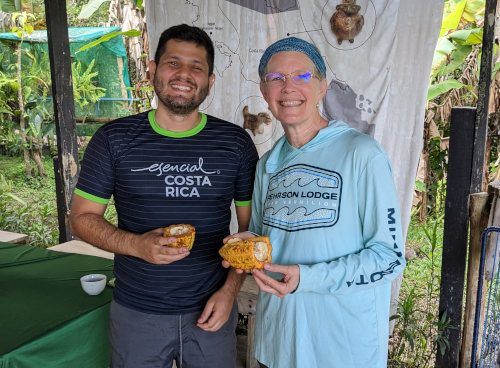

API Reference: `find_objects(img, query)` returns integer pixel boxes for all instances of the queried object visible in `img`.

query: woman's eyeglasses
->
[263,71,316,87]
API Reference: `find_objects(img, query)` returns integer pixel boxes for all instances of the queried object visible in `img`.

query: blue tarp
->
[0,26,122,44]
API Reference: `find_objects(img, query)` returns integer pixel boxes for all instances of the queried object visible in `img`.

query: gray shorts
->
[109,300,237,368]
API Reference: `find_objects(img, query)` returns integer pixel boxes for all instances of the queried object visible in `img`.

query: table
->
[48,240,114,260]
[0,230,28,244]
[0,242,114,368]
[49,240,260,367]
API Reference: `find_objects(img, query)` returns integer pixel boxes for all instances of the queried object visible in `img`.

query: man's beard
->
[155,77,209,116]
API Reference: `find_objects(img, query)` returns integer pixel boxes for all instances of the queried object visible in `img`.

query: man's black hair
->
[154,24,215,75]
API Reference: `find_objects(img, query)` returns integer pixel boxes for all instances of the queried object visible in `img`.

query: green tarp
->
[0,242,114,367]
[0,27,133,118]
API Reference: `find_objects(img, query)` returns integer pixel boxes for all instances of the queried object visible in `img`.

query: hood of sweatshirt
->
[264,120,353,174]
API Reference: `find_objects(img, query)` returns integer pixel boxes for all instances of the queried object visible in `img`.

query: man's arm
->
[70,194,189,264]
[235,205,251,232]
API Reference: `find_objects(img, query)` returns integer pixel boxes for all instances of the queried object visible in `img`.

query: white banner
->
[145,0,443,249]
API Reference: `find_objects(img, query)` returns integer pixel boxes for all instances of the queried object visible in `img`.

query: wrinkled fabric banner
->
[146,0,442,234]
[145,0,444,321]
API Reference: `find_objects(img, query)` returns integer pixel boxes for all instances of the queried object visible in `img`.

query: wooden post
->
[246,315,257,368]
[468,181,500,365]
[44,0,79,243]
[436,107,476,368]
[460,192,490,368]
[470,0,498,193]
[461,1,498,364]
[236,275,260,368]
[485,181,500,279]
[475,181,500,363]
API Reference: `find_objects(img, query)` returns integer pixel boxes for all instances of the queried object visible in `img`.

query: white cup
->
[80,274,107,295]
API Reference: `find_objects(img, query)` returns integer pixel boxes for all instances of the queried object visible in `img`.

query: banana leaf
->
[427,79,470,101]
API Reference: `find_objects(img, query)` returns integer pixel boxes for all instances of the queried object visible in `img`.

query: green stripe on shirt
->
[234,200,251,207]
[74,188,109,204]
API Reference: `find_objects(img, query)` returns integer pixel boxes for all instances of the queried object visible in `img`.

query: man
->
[70,24,259,368]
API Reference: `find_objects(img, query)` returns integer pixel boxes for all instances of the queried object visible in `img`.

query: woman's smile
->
[280,99,304,107]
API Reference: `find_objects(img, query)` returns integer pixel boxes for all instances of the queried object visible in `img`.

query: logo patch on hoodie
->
[263,164,342,231]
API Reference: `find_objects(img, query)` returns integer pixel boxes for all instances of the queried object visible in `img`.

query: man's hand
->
[70,195,189,264]
[133,228,190,264]
[196,288,234,332]
[221,231,255,273]
[252,263,300,298]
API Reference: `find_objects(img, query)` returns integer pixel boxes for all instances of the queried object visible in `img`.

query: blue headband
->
[258,37,327,79]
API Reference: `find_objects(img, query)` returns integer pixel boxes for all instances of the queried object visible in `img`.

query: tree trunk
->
[419,147,429,221]
[32,147,46,177]
[26,135,46,177]
[108,0,148,95]
[31,135,46,177]
[16,41,31,177]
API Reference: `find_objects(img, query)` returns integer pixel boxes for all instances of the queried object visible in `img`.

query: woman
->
[225,37,406,368]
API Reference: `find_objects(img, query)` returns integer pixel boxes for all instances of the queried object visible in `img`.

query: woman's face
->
[260,51,327,127]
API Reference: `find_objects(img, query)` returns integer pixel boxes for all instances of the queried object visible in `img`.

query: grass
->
[0,153,448,365]
[389,216,447,367]
[0,155,57,202]
[0,155,59,247]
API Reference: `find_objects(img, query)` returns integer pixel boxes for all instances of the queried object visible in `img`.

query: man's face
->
[151,39,215,115]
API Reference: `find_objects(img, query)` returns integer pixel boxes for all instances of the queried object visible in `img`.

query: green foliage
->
[76,29,142,54]
[11,12,35,38]
[0,0,21,13]
[0,70,17,115]
[419,0,495,218]
[388,216,457,367]
[414,180,426,193]
[448,28,483,45]
[0,43,106,155]
[492,60,500,80]
[0,47,53,154]
[0,156,59,247]
[436,44,472,77]
[0,121,21,155]
[427,140,448,213]
[66,0,110,27]
[74,0,143,19]
[76,123,103,136]
[429,0,489,101]
[71,59,106,108]
[77,0,110,19]
[104,202,117,226]
[0,154,119,247]
[0,173,26,218]
[427,79,470,100]
[20,50,53,146]
[439,0,467,37]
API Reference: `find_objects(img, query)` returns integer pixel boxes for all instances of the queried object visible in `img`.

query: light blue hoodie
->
[249,120,406,368]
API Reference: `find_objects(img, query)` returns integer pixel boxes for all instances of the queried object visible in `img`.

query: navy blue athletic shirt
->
[75,110,259,314]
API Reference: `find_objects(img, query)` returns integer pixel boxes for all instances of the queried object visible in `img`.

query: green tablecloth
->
[0,242,114,368]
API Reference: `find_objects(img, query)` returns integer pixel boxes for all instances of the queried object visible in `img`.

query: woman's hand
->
[222,231,255,244]
[252,263,300,298]
[221,231,255,273]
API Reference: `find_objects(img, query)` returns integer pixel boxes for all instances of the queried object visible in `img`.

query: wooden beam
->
[44,0,79,243]
[460,192,490,368]
[470,0,498,193]
[438,3,497,365]
[436,107,476,368]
